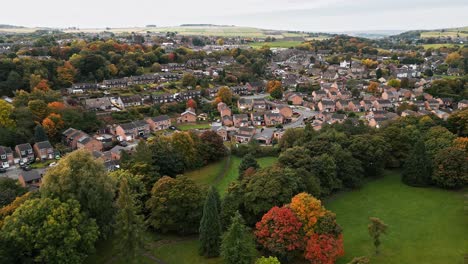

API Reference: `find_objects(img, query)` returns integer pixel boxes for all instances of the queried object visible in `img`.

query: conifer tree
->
[221,211,257,264]
[402,139,431,186]
[199,186,222,257]
[34,124,48,142]
[114,178,146,262]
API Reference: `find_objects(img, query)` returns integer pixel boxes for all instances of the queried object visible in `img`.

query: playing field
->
[325,171,468,264]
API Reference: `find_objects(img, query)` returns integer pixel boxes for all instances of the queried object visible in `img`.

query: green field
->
[250,41,303,49]
[325,171,467,264]
[176,123,211,131]
[186,155,278,196]
[421,27,468,39]
[422,43,461,49]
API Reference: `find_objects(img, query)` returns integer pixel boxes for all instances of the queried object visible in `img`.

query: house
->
[288,94,303,105]
[222,115,234,126]
[234,127,256,143]
[237,98,253,111]
[211,124,228,141]
[381,91,399,102]
[152,93,174,104]
[76,136,104,152]
[146,115,171,131]
[15,143,34,163]
[253,128,275,145]
[264,112,284,127]
[33,141,54,160]
[84,97,113,111]
[116,95,143,109]
[425,99,440,110]
[62,128,102,151]
[233,114,250,127]
[217,102,232,117]
[312,90,327,101]
[18,170,42,189]
[329,113,347,124]
[251,112,265,126]
[230,85,249,95]
[368,117,389,128]
[373,100,393,111]
[252,99,268,112]
[178,108,197,123]
[0,146,14,168]
[318,100,336,112]
[277,105,293,120]
[457,100,468,110]
[360,100,374,112]
[115,120,151,141]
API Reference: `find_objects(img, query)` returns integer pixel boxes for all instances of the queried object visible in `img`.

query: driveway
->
[1,166,47,180]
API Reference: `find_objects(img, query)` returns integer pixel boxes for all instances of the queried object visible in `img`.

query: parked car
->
[0,167,6,173]
[20,165,31,171]
[49,162,57,167]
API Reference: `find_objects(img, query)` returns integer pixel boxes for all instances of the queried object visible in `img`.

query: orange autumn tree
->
[47,102,66,113]
[186,98,197,109]
[367,82,379,94]
[289,192,327,236]
[42,113,64,139]
[266,80,282,93]
[34,79,50,92]
[255,193,344,264]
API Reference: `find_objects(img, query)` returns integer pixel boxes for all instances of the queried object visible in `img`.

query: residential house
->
[329,113,347,124]
[381,91,399,102]
[217,102,232,117]
[457,100,468,110]
[373,100,393,111]
[237,98,253,111]
[312,90,327,101]
[146,115,171,131]
[178,108,197,123]
[76,136,104,152]
[425,99,440,110]
[253,128,274,145]
[211,123,228,141]
[116,95,143,109]
[318,100,336,112]
[18,170,42,189]
[233,114,249,127]
[152,93,174,104]
[230,85,249,95]
[222,115,234,126]
[277,105,293,121]
[84,97,113,111]
[33,141,54,160]
[252,99,268,112]
[0,146,14,168]
[288,94,303,105]
[251,112,265,126]
[360,100,374,112]
[234,127,256,143]
[15,143,34,163]
[115,120,151,141]
[264,112,284,127]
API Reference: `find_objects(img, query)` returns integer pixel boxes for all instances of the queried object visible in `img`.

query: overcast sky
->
[3,0,468,32]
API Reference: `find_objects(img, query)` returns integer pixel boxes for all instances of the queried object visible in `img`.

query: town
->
[0,18,467,264]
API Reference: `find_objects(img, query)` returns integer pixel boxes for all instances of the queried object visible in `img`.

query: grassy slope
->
[422,43,460,49]
[250,41,303,49]
[152,239,224,264]
[325,171,468,264]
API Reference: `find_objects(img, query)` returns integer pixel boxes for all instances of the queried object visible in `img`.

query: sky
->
[2,0,468,32]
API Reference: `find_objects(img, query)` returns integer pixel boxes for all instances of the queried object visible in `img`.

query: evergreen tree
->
[402,140,431,186]
[221,212,257,264]
[34,124,48,142]
[114,178,145,263]
[238,153,259,179]
[199,186,222,257]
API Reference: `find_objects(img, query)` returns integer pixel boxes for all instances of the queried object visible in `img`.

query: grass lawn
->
[152,238,224,264]
[184,157,228,186]
[216,156,278,197]
[250,41,302,49]
[176,123,211,131]
[325,171,468,264]
[422,43,460,49]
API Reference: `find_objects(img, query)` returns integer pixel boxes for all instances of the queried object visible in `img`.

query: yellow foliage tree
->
[0,99,15,129]
[288,192,327,236]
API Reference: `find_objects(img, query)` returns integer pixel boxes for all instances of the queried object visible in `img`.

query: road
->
[1,166,47,180]
[284,107,319,129]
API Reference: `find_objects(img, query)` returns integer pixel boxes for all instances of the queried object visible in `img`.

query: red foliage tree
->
[186,98,197,109]
[255,206,304,257]
[304,234,344,264]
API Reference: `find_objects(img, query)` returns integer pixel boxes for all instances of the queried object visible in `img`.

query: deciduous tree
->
[368,217,388,254]
[402,139,431,186]
[289,193,327,236]
[0,99,15,129]
[432,147,468,189]
[304,233,344,264]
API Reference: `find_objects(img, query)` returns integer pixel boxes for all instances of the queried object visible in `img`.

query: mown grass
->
[325,171,468,264]
[176,123,211,131]
[184,157,228,186]
[422,43,460,49]
[250,41,303,49]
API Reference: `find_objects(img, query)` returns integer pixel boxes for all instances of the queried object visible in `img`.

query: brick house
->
[233,114,249,127]
[115,120,151,141]
[318,100,336,112]
[178,108,197,123]
[250,112,265,126]
[277,105,293,121]
[18,170,42,189]
[217,102,232,117]
[146,115,171,131]
[264,112,284,127]
[15,143,34,163]
[288,94,303,105]
[33,141,54,160]
[222,115,234,126]
[237,98,253,111]
[76,136,104,152]
[0,146,14,168]
[234,127,256,143]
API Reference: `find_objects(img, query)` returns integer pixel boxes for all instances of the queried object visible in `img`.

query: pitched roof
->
[35,141,53,149]
[20,170,41,182]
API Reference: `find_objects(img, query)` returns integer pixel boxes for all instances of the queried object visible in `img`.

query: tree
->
[0,178,27,208]
[0,198,99,264]
[348,135,389,177]
[41,150,116,238]
[199,130,227,164]
[238,153,259,178]
[199,187,222,257]
[289,193,327,236]
[367,82,379,94]
[447,109,468,136]
[34,124,48,142]
[432,147,468,189]
[149,136,184,176]
[376,68,383,79]
[387,79,401,89]
[33,79,50,91]
[172,131,199,169]
[182,73,197,87]
[217,86,233,104]
[146,176,204,234]
[311,154,341,196]
[0,99,15,129]
[368,217,388,254]
[266,80,282,93]
[42,113,64,139]
[57,62,77,87]
[255,206,304,259]
[256,256,281,264]
[28,99,48,120]
[402,140,431,186]
[114,178,145,263]
[187,98,197,109]
[424,126,456,158]
[221,212,257,264]
[304,233,344,264]
[270,87,283,99]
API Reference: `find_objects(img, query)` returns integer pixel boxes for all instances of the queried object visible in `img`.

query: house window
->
[0,155,5,159]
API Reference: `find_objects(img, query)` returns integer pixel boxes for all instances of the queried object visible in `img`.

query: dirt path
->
[212,155,232,185]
